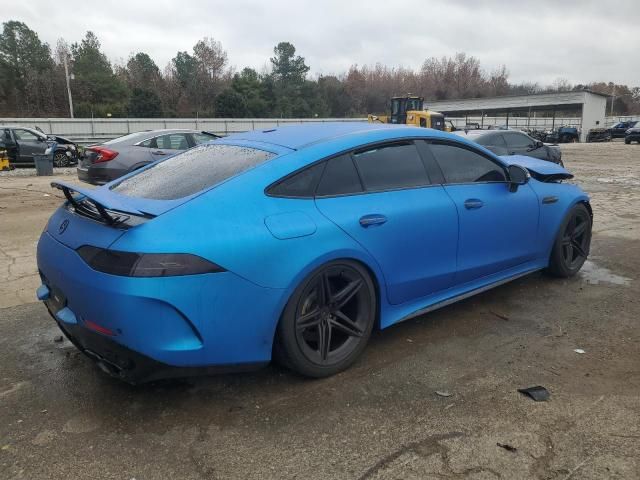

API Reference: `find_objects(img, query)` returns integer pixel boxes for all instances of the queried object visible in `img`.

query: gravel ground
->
[0,141,639,479]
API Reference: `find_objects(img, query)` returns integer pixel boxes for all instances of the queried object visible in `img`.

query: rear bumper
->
[50,312,266,384]
[77,164,126,185]
[36,231,286,380]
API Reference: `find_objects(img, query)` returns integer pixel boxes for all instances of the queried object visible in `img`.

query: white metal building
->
[426,90,608,142]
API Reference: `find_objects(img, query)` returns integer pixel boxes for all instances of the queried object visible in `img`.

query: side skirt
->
[400,269,540,323]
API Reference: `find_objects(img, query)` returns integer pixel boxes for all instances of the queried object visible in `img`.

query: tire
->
[625,138,631,145]
[546,203,592,278]
[274,260,376,377]
[53,151,70,167]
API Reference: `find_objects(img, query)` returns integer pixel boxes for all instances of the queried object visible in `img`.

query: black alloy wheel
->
[275,261,376,377]
[547,203,592,277]
[53,151,71,167]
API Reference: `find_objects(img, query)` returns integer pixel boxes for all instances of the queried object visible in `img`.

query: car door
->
[314,141,459,305]
[148,133,191,161]
[13,128,46,164]
[426,140,539,283]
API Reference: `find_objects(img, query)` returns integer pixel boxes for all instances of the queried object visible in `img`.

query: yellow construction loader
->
[368,95,447,130]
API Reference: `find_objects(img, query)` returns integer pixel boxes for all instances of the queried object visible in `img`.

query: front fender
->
[529,180,591,262]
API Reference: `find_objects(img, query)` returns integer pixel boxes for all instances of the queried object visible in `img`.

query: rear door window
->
[111,144,275,200]
[476,134,507,148]
[192,132,218,145]
[316,154,363,197]
[268,162,325,198]
[155,133,190,150]
[352,141,429,191]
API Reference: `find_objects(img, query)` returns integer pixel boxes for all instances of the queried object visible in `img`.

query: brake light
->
[77,246,226,277]
[89,146,119,163]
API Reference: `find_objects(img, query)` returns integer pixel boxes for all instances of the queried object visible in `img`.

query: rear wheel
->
[625,138,631,145]
[275,260,376,377]
[546,204,592,277]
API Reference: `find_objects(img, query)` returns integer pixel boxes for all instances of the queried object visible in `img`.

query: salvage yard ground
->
[1,141,639,479]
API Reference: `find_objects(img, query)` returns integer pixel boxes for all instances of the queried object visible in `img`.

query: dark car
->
[1,126,79,167]
[625,125,640,144]
[610,121,638,138]
[453,129,563,165]
[77,129,219,185]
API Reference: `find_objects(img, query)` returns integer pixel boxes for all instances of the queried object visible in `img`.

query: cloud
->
[5,0,639,86]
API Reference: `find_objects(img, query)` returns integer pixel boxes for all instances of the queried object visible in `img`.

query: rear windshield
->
[111,144,275,200]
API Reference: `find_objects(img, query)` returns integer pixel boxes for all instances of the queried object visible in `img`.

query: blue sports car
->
[36,123,592,383]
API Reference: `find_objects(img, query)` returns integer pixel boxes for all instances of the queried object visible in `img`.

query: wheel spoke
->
[331,311,363,338]
[318,272,332,306]
[573,220,587,238]
[572,240,586,259]
[333,278,363,309]
[564,243,574,262]
[296,308,321,331]
[318,320,332,361]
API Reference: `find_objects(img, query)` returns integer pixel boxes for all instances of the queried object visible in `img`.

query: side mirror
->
[507,164,530,192]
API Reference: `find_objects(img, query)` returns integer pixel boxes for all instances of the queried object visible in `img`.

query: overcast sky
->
[7,0,639,87]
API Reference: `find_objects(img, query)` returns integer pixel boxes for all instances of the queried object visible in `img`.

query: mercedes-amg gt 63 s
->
[37,123,592,383]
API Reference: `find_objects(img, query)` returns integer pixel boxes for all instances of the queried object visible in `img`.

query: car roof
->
[224,122,449,150]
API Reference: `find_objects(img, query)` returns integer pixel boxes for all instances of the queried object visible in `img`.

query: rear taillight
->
[77,246,225,277]
[89,146,119,163]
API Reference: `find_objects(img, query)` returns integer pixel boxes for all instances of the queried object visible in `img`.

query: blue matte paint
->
[55,306,77,325]
[36,123,590,372]
[36,284,50,301]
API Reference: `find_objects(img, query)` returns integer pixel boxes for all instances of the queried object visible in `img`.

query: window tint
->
[353,142,429,191]
[138,137,155,148]
[429,143,506,184]
[155,133,189,150]
[192,132,217,145]
[112,144,275,200]
[14,129,40,141]
[476,134,507,148]
[316,154,363,196]
[268,162,325,198]
[504,132,534,149]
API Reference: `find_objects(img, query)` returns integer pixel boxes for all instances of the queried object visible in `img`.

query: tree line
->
[1,20,639,119]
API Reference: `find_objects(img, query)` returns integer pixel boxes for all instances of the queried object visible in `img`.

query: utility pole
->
[63,53,74,118]
[610,85,615,119]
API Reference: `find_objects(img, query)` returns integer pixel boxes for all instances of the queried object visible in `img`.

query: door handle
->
[464,199,484,210]
[359,214,387,228]
[152,150,166,155]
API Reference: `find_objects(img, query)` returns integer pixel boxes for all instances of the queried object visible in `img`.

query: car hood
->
[500,155,572,179]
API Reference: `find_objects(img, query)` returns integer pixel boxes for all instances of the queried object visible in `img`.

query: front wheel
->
[546,204,592,277]
[53,151,71,167]
[274,260,376,377]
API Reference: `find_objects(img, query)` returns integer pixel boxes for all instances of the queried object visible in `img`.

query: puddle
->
[580,260,631,286]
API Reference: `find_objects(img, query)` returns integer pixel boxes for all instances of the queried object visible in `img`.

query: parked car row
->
[625,124,640,144]
[0,126,79,167]
[587,120,639,142]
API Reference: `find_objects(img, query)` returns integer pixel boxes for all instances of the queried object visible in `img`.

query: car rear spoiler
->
[51,181,146,224]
